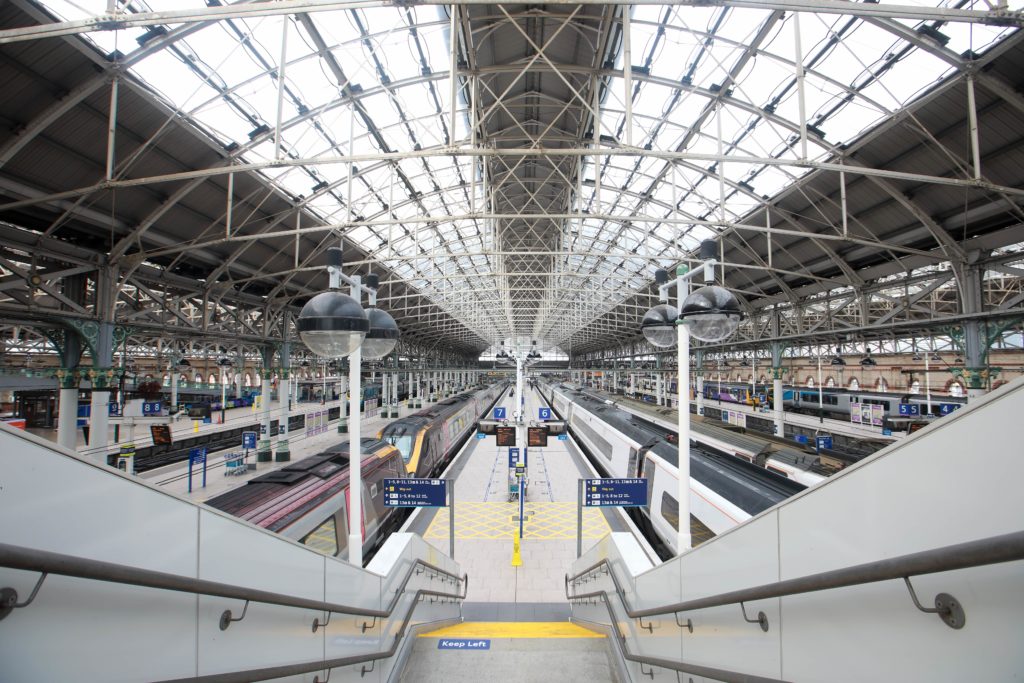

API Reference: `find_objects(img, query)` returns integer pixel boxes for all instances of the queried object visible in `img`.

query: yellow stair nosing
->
[419,621,605,639]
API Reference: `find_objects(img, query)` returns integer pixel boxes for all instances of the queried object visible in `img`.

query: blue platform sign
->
[493,407,507,420]
[189,446,208,465]
[538,407,552,420]
[508,447,521,467]
[939,403,960,416]
[438,639,490,650]
[476,432,487,439]
[108,402,121,416]
[557,433,568,441]
[815,435,833,452]
[383,478,447,507]
[142,401,162,416]
[584,478,648,507]
[898,403,920,416]
[242,431,257,449]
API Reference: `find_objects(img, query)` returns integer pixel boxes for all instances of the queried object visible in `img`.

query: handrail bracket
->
[0,572,48,621]
[903,577,965,630]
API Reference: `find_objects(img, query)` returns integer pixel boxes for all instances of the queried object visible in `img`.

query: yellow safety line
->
[419,622,605,639]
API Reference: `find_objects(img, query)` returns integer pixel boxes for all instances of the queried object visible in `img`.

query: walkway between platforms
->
[407,385,628,619]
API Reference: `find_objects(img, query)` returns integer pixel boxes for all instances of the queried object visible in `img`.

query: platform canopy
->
[0,1,1021,359]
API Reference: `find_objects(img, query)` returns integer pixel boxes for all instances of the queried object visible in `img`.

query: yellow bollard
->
[193,420,199,433]
[511,530,522,567]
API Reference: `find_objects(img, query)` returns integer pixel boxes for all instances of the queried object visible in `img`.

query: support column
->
[170,369,180,413]
[257,366,273,462]
[347,344,363,566]
[771,317,785,436]
[56,370,80,452]
[338,370,349,433]
[88,371,112,463]
[957,261,989,401]
[275,341,291,461]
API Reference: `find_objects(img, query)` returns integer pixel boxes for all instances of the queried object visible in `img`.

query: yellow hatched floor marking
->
[424,502,610,540]
[420,622,604,639]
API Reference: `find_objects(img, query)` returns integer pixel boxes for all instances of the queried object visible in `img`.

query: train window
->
[661,493,679,531]
[300,517,339,556]
[767,466,789,478]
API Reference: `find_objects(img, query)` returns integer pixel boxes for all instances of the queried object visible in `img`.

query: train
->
[701,381,966,423]
[206,438,406,562]
[205,382,506,564]
[379,382,506,477]
[541,382,805,557]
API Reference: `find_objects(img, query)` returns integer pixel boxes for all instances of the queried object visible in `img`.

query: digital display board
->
[496,426,517,447]
[150,424,173,445]
[527,426,549,448]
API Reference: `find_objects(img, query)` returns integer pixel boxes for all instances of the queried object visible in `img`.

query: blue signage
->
[898,403,920,416]
[584,478,648,507]
[108,402,121,417]
[538,407,552,420]
[815,435,833,452]
[437,639,490,650]
[508,447,520,467]
[557,433,568,441]
[476,432,486,439]
[242,431,257,449]
[142,401,163,416]
[493,407,507,420]
[939,403,960,416]
[189,446,208,465]
[383,478,447,507]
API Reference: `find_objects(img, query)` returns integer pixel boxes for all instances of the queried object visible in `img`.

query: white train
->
[542,382,805,556]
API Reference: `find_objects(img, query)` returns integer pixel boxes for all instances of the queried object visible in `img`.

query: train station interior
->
[1,1,1022,681]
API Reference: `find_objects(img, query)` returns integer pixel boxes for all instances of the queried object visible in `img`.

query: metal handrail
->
[567,529,1024,620]
[0,541,467,682]
[566,530,1024,682]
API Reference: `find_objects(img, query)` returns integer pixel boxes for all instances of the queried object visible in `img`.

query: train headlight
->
[680,286,742,343]
[361,307,400,360]
[297,290,369,358]
[641,304,679,348]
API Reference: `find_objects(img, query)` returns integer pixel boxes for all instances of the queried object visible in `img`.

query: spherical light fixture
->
[679,286,742,342]
[640,304,679,348]
[361,307,400,360]
[176,357,192,373]
[297,290,368,358]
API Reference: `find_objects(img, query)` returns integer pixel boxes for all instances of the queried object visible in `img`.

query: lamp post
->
[641,240,741,553]
[297,247,398,567]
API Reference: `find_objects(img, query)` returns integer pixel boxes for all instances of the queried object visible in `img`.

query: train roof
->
[205,437,397,532]
[549,383,804,514]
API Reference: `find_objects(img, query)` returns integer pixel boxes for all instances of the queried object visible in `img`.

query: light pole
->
[297,247,399,567]
[641,240,741,553]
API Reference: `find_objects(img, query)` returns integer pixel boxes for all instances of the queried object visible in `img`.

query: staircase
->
[401,621,619,683]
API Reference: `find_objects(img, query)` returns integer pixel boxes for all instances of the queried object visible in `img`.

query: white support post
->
[622,5,633,148]
[89,388,110,463]
[58,386,78,451]
[348,344,363,567]
[677,320,692,552]
[273,16,288,160]
[794,11,808,160]
[773,376,784,437]
[170,370,179,413]
[105,76,119,181]
[258,373,273,461]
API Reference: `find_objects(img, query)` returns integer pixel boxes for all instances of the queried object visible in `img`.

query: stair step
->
[420,621,604,639]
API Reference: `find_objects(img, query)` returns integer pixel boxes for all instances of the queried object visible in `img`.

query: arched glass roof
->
[20,1,1024,354]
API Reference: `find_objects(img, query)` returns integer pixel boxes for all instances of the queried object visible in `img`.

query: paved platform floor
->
[409,385,624,613]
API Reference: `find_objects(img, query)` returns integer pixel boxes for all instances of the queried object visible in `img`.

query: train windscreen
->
[386,435,414,463]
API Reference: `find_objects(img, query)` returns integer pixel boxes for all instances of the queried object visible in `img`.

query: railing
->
[0,542,467,683]
[566,530,1024,682]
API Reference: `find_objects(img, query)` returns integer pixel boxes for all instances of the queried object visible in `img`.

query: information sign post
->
[384,478,454,558]
[577,478,649,557]
[188,446,208,493]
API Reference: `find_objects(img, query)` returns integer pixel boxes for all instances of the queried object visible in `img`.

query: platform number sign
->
[898,403,920,416]
[538,407,552,421]
[939,403,960,416]
[142,401,162,416]
[493,406,507,420]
